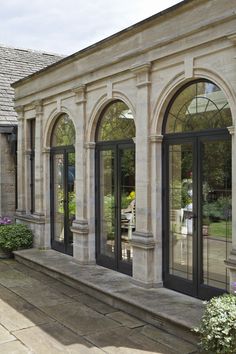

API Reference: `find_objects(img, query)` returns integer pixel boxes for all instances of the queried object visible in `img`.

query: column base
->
[71,219,95,264]
[131,231,156,287]
[225,250,236,293]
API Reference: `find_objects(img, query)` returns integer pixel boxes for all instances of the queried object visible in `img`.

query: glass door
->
[199,137,232,299]
[164,134,232,299]
[96,142,135,275]
[51,148,75,255]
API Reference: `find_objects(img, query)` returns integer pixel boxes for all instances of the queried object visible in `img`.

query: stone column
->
[42,147,51,249]
[130,63,155,287]
[34,100,44,217]
[15,106,25,215]
[70,85,91,263]
[225,125,236,292]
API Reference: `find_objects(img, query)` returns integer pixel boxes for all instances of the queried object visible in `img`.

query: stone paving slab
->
[106,311,145,328]
[73,292,117,314]
[41,300,122,336]
[0,340,30,353]
[13,322,104,354]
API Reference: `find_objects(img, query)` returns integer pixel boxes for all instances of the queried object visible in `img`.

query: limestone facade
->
[12,0,236,295]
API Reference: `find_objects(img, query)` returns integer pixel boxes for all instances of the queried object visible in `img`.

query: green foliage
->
[0,224,33,252]
[203,197,231,222]
[194,294,236,353]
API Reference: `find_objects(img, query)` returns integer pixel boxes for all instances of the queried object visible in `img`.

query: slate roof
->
[0,45,62,125]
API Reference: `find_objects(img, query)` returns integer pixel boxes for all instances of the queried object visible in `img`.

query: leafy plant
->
[0,224,33,252]
[194,294,236,353]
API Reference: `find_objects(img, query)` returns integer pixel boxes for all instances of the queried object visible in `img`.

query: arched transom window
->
[51,114,75,147]
[165,81,232,134]
[97,101,135,141]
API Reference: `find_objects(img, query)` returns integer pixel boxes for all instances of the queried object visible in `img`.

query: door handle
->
[187,213,197,220]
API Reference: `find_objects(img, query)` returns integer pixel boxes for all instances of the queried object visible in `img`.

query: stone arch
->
[86,91,136,143]
[44,106,76,148]
[152,68,236,135]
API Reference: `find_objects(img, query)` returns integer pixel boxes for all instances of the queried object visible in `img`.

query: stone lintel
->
[131,231,155,249]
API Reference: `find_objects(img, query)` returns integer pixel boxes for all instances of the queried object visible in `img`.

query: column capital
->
[72,84,87,104]
[33,100,43,115]
[149,134,163,143]
[130,62,151,88]
[228,125,235,135]
[15,105,24,120]
[85,142,96,150]
[42,147,51,154]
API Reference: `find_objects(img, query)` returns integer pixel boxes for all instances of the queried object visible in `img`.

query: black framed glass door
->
[164,132,232,299]
[96,141,135,275]
[51,147,75,256]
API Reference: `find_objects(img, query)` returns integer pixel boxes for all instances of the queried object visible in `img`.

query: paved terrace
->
[9,249,204,353]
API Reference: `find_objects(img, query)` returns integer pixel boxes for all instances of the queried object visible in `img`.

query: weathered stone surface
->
[0,324,15,344]
[13,322,104,354]
[106,311,145,329]
[41,301,122,336]
[0,340,30,353]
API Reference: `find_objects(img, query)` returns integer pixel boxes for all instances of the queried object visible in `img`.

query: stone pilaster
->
[70,85,92,263]
[34,100,44,217]
[149,134,163,285]
[130,63,156,287]
[225,125,236,292]
[15,106,25,215]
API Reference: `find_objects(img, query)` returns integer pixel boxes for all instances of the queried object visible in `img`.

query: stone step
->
[14,249,203,347]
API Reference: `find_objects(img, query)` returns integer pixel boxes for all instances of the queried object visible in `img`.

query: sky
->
[0,0,182,56]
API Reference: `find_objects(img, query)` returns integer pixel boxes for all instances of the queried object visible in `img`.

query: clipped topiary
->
[0,224,33,253]
[194,294,236,353]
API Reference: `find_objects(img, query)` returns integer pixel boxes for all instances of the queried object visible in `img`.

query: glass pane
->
[166,82,232,133]
[51,114,75,147]
[97,101,135,141]
[99,150,115,258]
[67,152,75,246]
[53,154,64,243]
[120,148,135,263]
[169,144,193,280]
[202,140,232,290]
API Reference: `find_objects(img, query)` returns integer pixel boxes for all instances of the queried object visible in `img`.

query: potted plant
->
[0,223,33,258]
[194,294,236,353]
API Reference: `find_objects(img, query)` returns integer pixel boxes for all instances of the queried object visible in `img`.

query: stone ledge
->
[14,248,203,345]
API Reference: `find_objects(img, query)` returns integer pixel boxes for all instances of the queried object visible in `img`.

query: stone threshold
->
[14,248,203,345]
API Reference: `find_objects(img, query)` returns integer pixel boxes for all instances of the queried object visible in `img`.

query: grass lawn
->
[208,221,232,240]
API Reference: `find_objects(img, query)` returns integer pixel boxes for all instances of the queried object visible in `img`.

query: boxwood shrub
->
[0,224,33,252]
[194,294,236,353]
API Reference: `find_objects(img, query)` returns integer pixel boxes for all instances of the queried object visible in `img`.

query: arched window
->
[164,81,232,134]
[51,114,75,147]
[95,100,135,275]
[97,101,135,141]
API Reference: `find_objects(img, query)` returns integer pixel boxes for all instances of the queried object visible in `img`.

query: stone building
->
[0,45,62,219]
[12,0,236,300]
